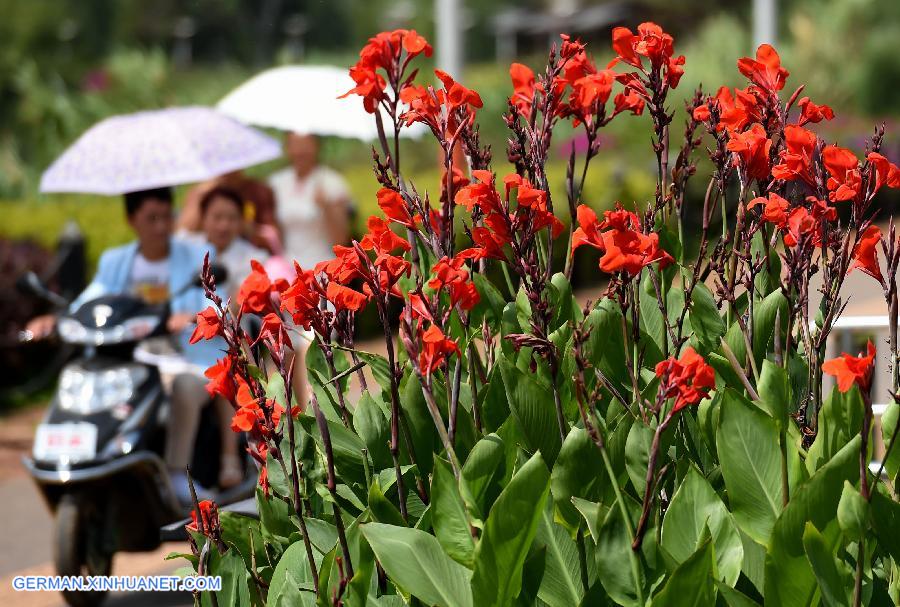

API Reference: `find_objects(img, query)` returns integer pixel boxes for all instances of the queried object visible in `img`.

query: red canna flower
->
[610,22,680,71]
[509,62,538,116]
[655,346,716,415]
[717,87,762,133]
[440,165,471,206]
[692,104,710,122]
[435,69,483,112]
[599,228,672,276]
[822,340,876,394]
[772,125,818,185]
[254,312,293,351]
[341,65,387,113]
[364,253,412,299]
[316,245,364,284]
[280,268,320,330]
[428,252,481,311]
[455,170,502,214]
[205,356,237,402]
[418,324,460,374]
[748,192,790,227]
[849,225,884,285]
[408,293,434,322]
[471,224,509,261]
[571,205,605,252]
[867,152,900,194]
[258,466,270,499]
[726,123,771,180]
[360,216,412,254]
[781,207,816,248]
[565,70,616,126]
[326,282,370,313]
[613,89,645,116]
[823,145,862,202]
[737,44,789,93]
[797,97,835,126]
[190,306,222,344]
[377,188,417,228]
[238,260,275,314]
[186,499,218,535]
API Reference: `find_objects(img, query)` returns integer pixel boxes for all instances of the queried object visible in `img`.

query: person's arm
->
[176,182,210,233]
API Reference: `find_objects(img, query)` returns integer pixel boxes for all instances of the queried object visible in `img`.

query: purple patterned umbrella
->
[40,106,282,195]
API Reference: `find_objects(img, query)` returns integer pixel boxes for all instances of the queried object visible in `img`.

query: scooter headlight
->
[58,365,149,415]
[56,315,160,345]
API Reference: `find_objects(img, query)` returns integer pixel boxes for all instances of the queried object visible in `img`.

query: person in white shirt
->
[268,133,352,408]
[268,133,351,268]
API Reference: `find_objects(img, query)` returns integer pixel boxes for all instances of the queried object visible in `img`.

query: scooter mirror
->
[201,263,228,288]
[16,271,69,308]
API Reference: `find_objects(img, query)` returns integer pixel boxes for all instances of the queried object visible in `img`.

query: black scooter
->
[18,269,256,607]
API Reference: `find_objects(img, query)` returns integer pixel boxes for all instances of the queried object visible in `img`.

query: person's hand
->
[167,312,195,334]
[24,314,56,341]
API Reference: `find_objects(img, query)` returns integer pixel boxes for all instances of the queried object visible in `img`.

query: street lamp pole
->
[753,0,777,49]
[435,0,463,78]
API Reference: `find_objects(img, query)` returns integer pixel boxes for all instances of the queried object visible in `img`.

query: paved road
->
[0,413,193,607]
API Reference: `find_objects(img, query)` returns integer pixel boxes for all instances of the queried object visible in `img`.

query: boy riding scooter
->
[26,187,219,503]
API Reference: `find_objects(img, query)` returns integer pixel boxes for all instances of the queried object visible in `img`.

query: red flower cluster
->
[189,306,222,344]
[692,86,762,133]
[400,70,483,136]
[418,324,460,374]
[237,260,287,315]
[771,125,817,186]
[655,347,716,415]
[186,499,218,535]
[571,204,673,276]
[341,29,432,113]
[737,44,789,94]
[726,123,771,180]
[748,193,835,248]
[822,340,876,394]
[609,22,685,89]
[429,250,480,311]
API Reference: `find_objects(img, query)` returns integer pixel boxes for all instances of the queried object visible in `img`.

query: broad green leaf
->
[763,435,860,607]
[461,433,507,520]
[472,273,507,327]
[716,581,761,607]
[432,456,475,567]
[361,523,473,607]
[400,370,438,478]
[651,538,716,607]
[870,486,900,563]
[756,360,791,425]
[583,300,630,391]
[625,421,655,497]
[640,271,667,357]
[210,547,252,607]
[499,360,562,464]
[802,522,851,607]
[689,281,725,351]
[881,402,900,480]
[596,498,645,606]
[550,272,579,330]
[807,385,864,474]
[551,427,604,530]
[535,500,585,607]
[723,289,787,369]
[661,465,743,585]
[571,497,608,543]
[716,389,783,543]
[367,479,406,527]
[353,391,392,471]
[479,365,511,433]
[738,530,766,596]
[267,540,318,607]
[298,413,368,487]
[836,480,868,541]
[471,452,551,607]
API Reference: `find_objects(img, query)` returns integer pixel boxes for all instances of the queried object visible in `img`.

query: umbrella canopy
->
[216,65,424,141]
[40,106,282,195]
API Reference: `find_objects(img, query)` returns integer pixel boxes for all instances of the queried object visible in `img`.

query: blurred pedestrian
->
[177,170,280,254]
[268,133,351,267]
[182,185,269,489]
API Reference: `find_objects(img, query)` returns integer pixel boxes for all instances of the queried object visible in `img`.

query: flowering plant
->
[178,24,900,607]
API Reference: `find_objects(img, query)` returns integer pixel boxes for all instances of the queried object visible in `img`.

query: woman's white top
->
[268,165,350,269]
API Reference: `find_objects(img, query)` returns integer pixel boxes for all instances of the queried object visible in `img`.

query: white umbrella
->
[216,65,425,141]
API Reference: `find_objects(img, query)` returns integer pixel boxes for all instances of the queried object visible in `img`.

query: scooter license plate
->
[33,423,98,462]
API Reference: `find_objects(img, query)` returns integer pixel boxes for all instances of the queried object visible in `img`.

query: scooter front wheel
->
[54,493,114,607]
